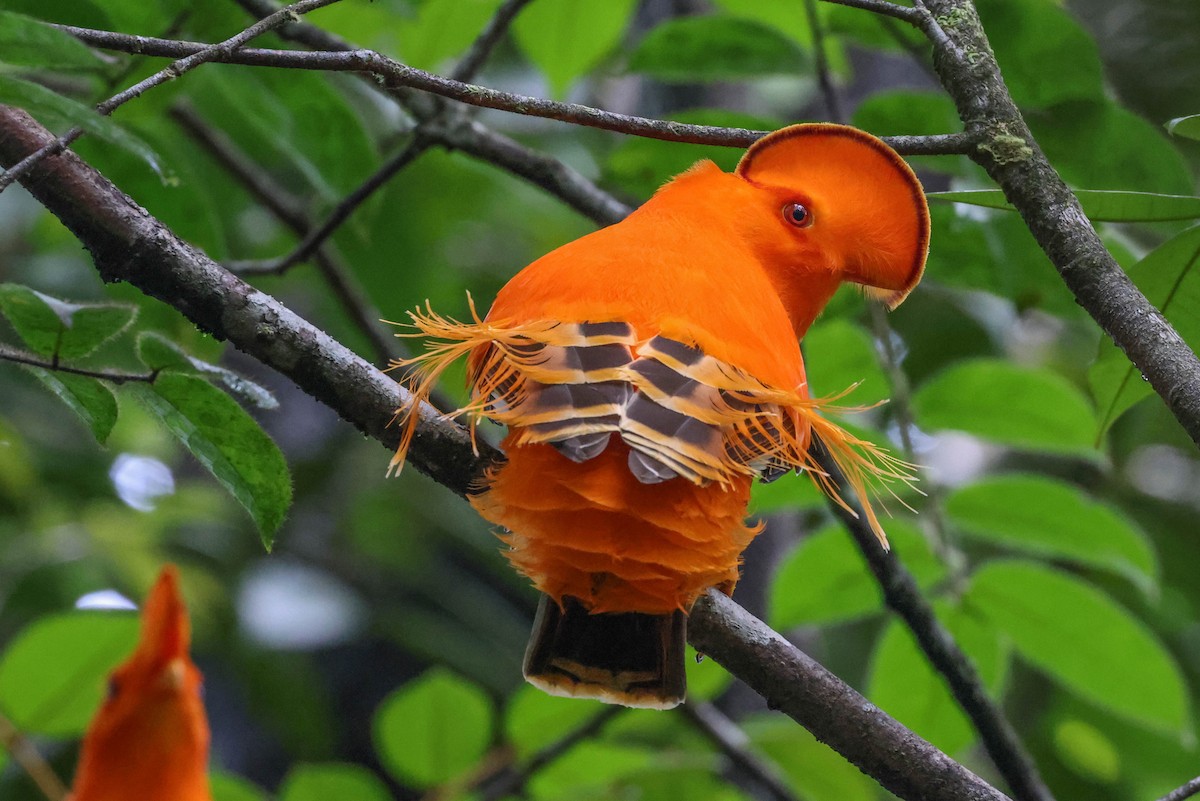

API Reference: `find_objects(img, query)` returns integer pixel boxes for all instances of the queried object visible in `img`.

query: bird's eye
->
[106,677,120,701]
[783,202,813,228]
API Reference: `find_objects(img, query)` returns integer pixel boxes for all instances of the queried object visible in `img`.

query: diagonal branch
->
[0,100,1012,801]
[0,0,344,193]
[1157,776,1200,801]
[0,712,69,801]
[810,436,1054,801]
[687,590,1010,801]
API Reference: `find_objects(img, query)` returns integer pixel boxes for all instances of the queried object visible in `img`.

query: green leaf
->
[1031,100,1193,195]
[0,284,136,358]
[749,467,823,514]
[966,560,1189,733]
[527,740,655,800]
[868,600,1007,755]
[0,75,163,179]
[0,11,105,69]
[211,773,269,801]
[279,763,394,801]
[374,668,493,788]
[0,283,66,356]
[929,189,1200,222]
[136,332,277,410]
[396,0,505,71]
[912,359,1098,456]
[0,0,110,28]
[627,15,806,83]
[1166,114,1200,141]
[743,714,876,801]
[1089,225,1200,438]
[25,367,118,444]
[945,474,1158,592]
[1053,718,1121,784]
[975,0,1104,108]
[187,68,376,204]
[505,683,605,759]
[769,519,945,628]
[513,0,637,98]
[0,611,138,736]
[131,373,291,546]
[804,319,889,406]
[709,0,813,45]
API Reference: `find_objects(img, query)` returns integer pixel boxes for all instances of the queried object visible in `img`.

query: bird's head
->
[73,566,210,801]
[733,123,930,336]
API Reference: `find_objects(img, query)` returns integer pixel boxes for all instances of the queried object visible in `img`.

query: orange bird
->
[391,123,929,708]
[71,566,211,801]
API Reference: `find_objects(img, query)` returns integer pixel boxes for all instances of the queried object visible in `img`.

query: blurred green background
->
[1,0,1199,799]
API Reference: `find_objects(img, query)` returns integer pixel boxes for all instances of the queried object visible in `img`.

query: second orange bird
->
[391,123,930,709]
[71,566,211,801]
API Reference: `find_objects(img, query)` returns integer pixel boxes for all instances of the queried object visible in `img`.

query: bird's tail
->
[523,595,687,710]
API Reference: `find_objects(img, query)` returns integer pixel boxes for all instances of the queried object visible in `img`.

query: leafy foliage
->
[0,1,1198,800]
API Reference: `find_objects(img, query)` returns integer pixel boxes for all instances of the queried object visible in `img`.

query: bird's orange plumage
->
[71,566,211,801]
[390,124,929,708]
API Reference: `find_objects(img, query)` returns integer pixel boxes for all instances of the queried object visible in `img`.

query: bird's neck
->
[770,270,841,341]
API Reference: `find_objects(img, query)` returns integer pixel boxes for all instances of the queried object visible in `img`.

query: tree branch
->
[0,0,344,193]
[56,25,978,159]
[1157,776,1200,801]
[909,0,1200,450]
[0,101,1012,801]
[688,590,1010,801]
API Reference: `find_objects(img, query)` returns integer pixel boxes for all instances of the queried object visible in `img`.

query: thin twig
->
[0,712,70,801]
[819,0,924,25]
[0,343,156,384]
[227,133,432,275]
[680,702,799,801]
[479,706,624,800]
[167,104,399,368]
[55,25,978,158]
[450,0,536,83]
[1156,776,1200,801]
[803,0,844,123]
[0,0,344,193]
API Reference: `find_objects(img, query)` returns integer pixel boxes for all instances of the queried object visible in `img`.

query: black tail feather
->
[523,595,687,709]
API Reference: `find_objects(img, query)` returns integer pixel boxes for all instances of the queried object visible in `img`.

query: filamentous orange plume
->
[390,123,930,709]
[71,566,211,801]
